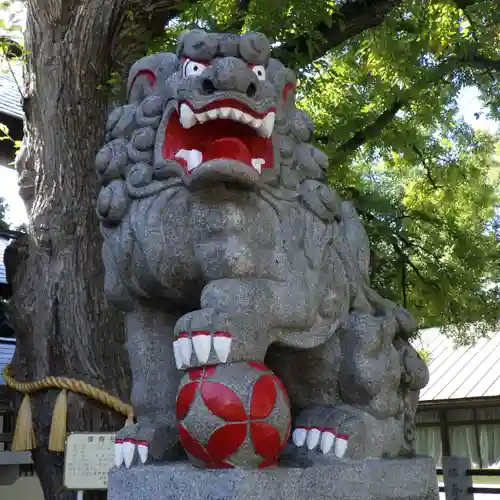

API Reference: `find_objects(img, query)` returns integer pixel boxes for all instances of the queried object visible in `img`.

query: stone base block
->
[108,453,439,500]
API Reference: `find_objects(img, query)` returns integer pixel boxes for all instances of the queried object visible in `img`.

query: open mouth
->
[162,99,275,175]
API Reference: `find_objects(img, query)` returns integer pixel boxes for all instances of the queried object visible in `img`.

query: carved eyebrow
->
[131,69,155,87]
[180,57,264,67]
[129,69,156,96]
[180,56,212,64]
[282,82,296,103]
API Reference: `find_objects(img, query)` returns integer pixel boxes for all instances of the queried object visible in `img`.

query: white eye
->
[252,65,266,81]
[182,59,208,78]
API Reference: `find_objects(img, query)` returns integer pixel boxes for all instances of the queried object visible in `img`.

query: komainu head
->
[130,30,299,187]
[96,30,330,217]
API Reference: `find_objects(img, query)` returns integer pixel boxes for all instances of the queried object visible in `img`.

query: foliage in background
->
[1,0,500,344]
[0,0,23,151]
[297,0,500,341]
[416,348,431,364]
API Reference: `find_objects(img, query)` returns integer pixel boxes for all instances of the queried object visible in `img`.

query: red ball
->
[176,361,291,469]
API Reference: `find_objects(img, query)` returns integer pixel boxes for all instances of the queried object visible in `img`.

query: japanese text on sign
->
[64,433,116,490]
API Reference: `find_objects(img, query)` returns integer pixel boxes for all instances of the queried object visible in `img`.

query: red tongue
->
[203,138,252,165]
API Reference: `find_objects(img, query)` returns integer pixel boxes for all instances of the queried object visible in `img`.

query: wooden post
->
[442,456,473,500]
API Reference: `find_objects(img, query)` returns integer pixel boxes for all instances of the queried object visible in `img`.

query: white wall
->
[0,164,27,226]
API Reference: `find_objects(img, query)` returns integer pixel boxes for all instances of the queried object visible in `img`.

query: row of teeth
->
[175,148,265,173]
[173,332,232,369]
[292,428,348,457]
[179,103,275,138]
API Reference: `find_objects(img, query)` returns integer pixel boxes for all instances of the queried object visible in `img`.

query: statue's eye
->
[182,59,208,78]
[252,65,266,81]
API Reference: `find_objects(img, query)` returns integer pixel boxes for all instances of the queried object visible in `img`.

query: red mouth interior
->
[162,111,274,173]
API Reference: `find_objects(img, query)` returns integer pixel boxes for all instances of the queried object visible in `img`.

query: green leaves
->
[0,122,9,140]
[285,0,500,339]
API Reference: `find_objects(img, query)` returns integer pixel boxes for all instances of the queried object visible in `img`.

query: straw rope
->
[2,363,134,451]
[3,364,133,417]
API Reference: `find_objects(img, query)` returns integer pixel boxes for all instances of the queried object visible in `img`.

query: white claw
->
[213,334,232,363]
[334,435,348,458]
[173,340,183,369]
[138,444,148,464]
[123,441,135,468]
[292,428,307,447]
[178,336,192,366]
[179,103,197,129]
[306,428,321,450]
[320,431,336,455]
[114,442,124,467]
[192,333,211,363]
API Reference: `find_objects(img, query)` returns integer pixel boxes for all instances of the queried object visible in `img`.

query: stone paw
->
[114,423,156,468]
[291,427,348,458]
[173,330,232,369]
[173,307,269,369]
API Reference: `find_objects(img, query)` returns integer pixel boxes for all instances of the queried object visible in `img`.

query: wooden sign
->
[64,432,116,490]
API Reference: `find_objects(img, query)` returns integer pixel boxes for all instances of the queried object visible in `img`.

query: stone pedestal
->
[108,453,439,500]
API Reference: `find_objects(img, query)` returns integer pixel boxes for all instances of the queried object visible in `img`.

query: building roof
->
[414,327,500,401]
[0,337,15,384]
[0,72,23,120]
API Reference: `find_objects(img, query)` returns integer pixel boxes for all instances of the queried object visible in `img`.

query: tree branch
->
[452,0,481,41]
[327,54,500,164]
[390,238,440,292]
[406,257,440,291]
[411,146,443,189]
[273,0,402,67]
[331,98,405,164]
[224,0,252,32]
[452,0,477,8]
[463,54,500,72]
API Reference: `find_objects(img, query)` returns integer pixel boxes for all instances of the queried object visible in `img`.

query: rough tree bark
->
[6,1,186,499]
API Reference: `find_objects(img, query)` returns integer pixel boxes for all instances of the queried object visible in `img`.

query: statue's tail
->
[338,201,418,339]
[338,201,371,282]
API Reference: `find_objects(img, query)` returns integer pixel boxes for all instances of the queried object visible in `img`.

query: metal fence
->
[440,457,500,499]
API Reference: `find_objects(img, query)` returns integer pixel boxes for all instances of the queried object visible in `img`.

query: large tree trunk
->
[7,1,179,498]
